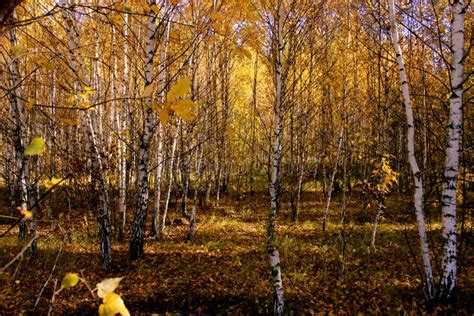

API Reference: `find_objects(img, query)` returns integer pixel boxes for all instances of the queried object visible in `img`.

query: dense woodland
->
[0,0,472,314]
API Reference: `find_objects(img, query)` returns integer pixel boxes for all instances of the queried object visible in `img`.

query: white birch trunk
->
[322,125,344,232]
[439,0,465,300]
[151,14,171,237]
[388,0,435,300]
[129,0,158,259]
[161,121,180,236]
[117,8,129,241]
[268,2,284,314]
[188,145,203,242]
[60,0,112,268]
[7,12,30,241]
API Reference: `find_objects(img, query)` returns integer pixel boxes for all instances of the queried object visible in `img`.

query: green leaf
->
[61,273,80,288]
[24,137,45,156]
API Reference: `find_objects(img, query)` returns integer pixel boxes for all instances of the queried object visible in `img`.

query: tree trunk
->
[129,0,159,260]
[117,9,129,241]
[150,13,171,237]
[268,2,284,314]
[388,0,435,300]
[322,126,344,232]
[161,122,180,237]
[60,0,112,268]
[439,0,465,301]
[8,11,30,242]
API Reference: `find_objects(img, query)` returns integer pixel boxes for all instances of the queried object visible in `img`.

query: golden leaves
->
[84,86,94,93]
[97,277,129,316]
[26,99,35,111]
[97,277,123,298]
[11,45,28,58]
[43,177,66,190]
[166,77,191,103]
[170,99,196,113]
[116,4,132,13]
[59,118,80,126]
[79,101,91,109]
[170,99,197,121]
[160,108,170,126]
[74,86,95,110]
[233,47,252,60]
[150,4,160,15]
[141,77,197,124]
[144,84,155,96]
[61,273,80,288]
[24,137,46,156]
[99,293,130,316]
[17,207,32,220]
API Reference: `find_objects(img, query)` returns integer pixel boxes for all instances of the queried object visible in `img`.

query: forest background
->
[0,0,472,314]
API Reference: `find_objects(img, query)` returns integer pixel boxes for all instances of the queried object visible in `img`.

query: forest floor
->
[0,190,472,315]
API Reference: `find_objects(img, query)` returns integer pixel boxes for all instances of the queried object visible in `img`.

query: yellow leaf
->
[77,92,89,101]
[99,293,130,316]
[61,273,80,288]
[170,99,196,113]
[177,110,196,122]
[143,2,151,14]
[234,47,251,60]
[97,277,123,299]
[26,100,35,110]
[79,101,91,109]
[59,118,80,126]
[84,86,94,93]
[169,30,180,42]
[150,4,160,14]
[23,210,32,219]
[11,45,28,57]
[160,108,169,126]
[166,77,191,102]
[150,102,163,111]
[24,137,45,156]
[144,84,155,96]
[44,177,64,190]
[116,5,132,13]
[17,206,32,219]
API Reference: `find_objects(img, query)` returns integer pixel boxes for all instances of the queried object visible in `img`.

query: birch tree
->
[117,6,129,241]
[439,0,466,301]
[129,0,160,260]
[8,10,30,242]
[267,1,285,313]
[59,0,112,268]
[150,14,171,238]
[388,0,435,300]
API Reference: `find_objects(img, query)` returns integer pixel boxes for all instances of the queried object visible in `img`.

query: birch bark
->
[129,0,159,259]
[388,0,435,300]
[59,0,112,268]
[117,8,129,241]
[439,0,465,300]
[268,2,284,314]
[151,12,171,237]
[8,11,30,241]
